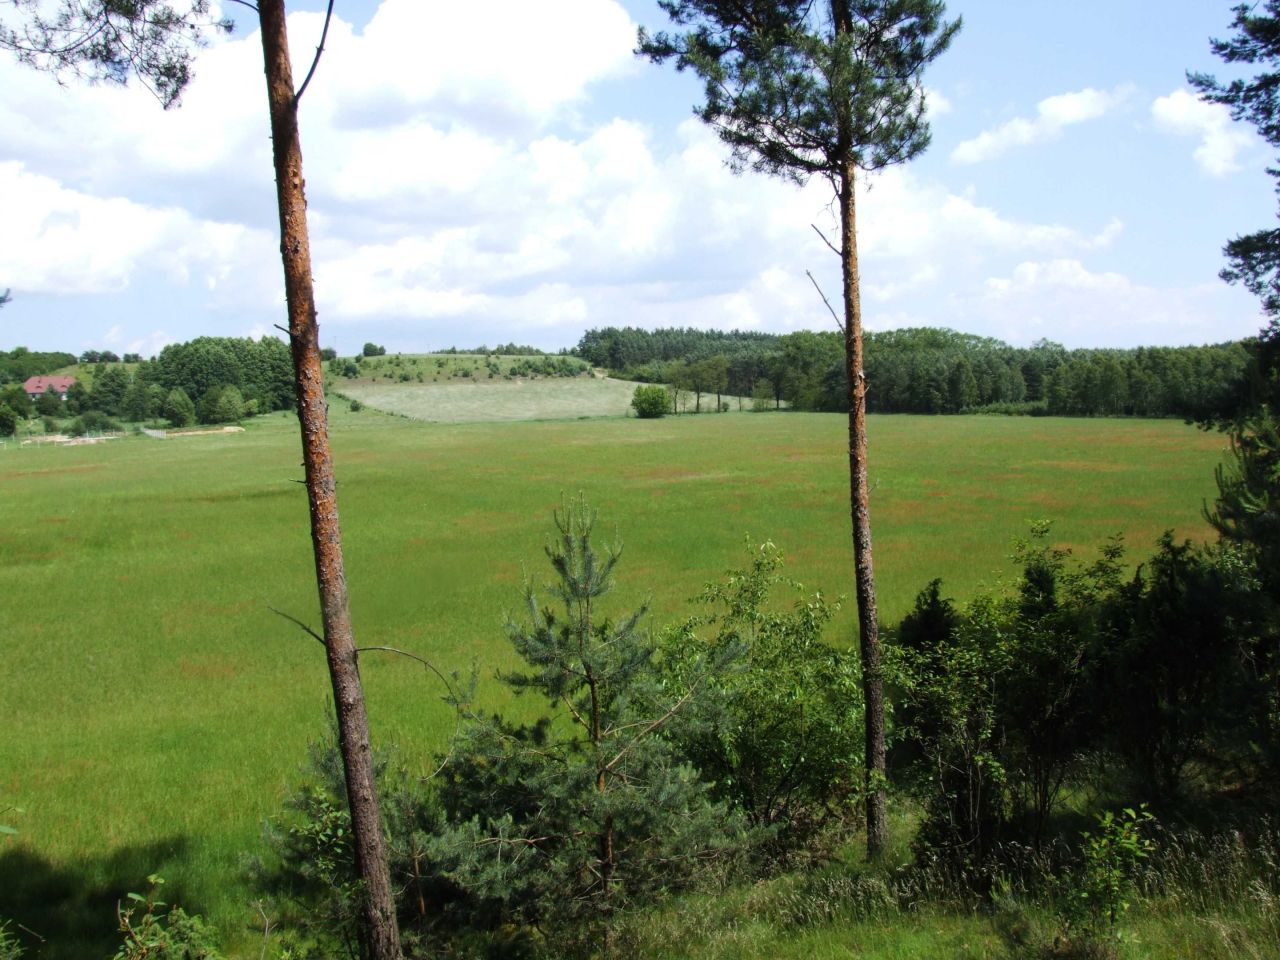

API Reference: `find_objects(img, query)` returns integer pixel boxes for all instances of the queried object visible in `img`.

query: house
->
[23,376,77,401]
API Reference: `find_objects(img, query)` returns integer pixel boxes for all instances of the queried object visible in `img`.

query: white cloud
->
[0,161,278,300]
[924,86,952,117]
[311,0,636,125]
[1151,88,1254,176]
[952,87,1125,164]
[2,1,1257,354]
[973,258,1251,347]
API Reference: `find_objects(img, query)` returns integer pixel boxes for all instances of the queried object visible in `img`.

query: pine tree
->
[641,0,960,859]
[1191,2,1280,335]
[432,497,739,949]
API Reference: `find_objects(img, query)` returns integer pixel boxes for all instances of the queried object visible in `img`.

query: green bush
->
[892,526,1124,861]
[211,385,245,424]
[428,498,744,949]
[35,388,64,418]
[661,541,861,856]
[1058,807,1156,949]
[66,410,121,436]
[0,405,15,438]
[162,389,195,428]
[110,876,223,960]
[631,384,670,418]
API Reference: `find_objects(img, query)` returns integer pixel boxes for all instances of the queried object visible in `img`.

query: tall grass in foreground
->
[608,824,1280,960]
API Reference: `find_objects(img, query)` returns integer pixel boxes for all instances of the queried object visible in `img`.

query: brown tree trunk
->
[257,3,402,957]
[839,157,887,861]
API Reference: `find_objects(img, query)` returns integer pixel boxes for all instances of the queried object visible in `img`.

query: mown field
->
[0,407,1230,956]
[339,374,642,422]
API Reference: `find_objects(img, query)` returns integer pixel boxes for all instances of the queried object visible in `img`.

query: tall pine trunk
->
[839,157,887,860]
[257,3,403,955]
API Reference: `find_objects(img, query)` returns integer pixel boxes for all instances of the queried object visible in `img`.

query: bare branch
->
[805,269,843,332]
[810,222,840,257]
[354,644,470,781]
[269,605,324,645]
[293,0,335,106]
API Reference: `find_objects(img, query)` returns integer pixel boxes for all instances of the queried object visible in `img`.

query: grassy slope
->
[340,375,641,422]
[0,407,1228,954]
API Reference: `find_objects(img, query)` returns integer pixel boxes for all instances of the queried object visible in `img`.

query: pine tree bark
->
[257,3,402,956]
[839,157,888,860]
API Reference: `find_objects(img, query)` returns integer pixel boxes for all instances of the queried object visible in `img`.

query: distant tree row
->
[150,336,294,419]
[328,351,588,382]
[436,343,565,356]
[0,347,77,385]
[575,326,778,370]
[0,336,293,433]
[77,350,141,364]
[580,325,1251,419]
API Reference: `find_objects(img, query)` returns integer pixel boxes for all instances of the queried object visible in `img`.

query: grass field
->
[340,374,642,422]
[0,407,1231,955]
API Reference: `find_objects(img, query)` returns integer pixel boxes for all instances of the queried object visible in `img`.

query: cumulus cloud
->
[1151,88,1254,176]
[951,87,1126,164]
[0,161,277,297]
[972,258,1253,347]
[1,0,1257,353]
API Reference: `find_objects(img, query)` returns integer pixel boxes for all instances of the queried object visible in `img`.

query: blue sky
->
[0,0,1273,357]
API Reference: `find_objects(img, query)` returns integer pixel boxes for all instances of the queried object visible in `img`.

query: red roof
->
[23,376,77,395]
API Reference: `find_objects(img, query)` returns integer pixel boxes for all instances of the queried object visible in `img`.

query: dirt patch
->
[167,426,246,437]
[13,464,106,478]
[176,656,239,680]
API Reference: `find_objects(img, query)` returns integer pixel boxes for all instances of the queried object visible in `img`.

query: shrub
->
[1058,807,1156,949]
[66,410,121,436]
[428,498,744,948]
[0,405,15,438]
[35,387,64,418]
[349,398,363,413]
[162,389,195,428]
[892,526,1124,861]
[110,875,223,960]
[211,386,245,424]
[661,541,861,857]
[631,384,670,418]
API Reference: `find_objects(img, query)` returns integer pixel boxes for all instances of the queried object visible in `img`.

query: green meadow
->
[340,374,642,422]
[0,407,1229,954]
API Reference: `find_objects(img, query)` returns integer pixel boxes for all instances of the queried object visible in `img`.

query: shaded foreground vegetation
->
[0,410,1257,957]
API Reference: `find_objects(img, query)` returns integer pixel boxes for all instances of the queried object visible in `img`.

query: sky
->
[0,0,1275,357]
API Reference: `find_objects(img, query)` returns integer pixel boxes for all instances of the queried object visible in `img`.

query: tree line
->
[0,335,294,435]
[580,325,1252,419]
[0,347,77,386]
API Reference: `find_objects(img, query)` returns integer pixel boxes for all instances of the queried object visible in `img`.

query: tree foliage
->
[429,498,742,946]
[0,347,77,386]
[162,388,195,428]
[581,325,1251,419]
[661,542,861,854]
[1191,2,1280,331]
[639,0,959,182]
[630,384,670,418]
[0,0,229,108]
